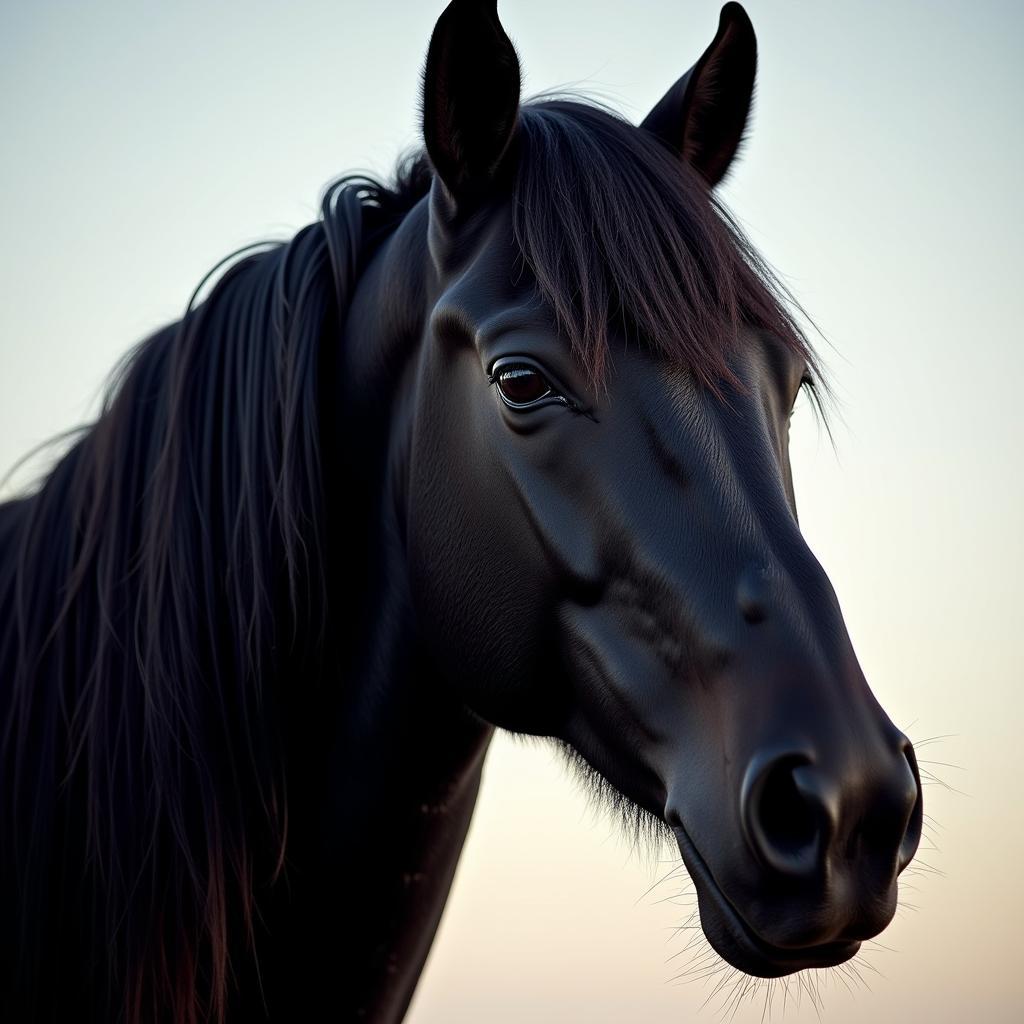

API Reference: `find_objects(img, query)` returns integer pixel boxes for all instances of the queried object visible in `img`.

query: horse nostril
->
[741,738,924,897]
[896,740,924,872]
[741,753,836,878]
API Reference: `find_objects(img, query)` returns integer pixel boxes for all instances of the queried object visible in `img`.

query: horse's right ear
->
[422,0,522,211]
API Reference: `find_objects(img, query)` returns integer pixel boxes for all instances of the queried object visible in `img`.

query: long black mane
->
[0,165,429,1023]
[0,98,817,1023]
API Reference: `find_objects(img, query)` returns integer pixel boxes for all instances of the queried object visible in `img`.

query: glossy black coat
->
[0,2,922,1021]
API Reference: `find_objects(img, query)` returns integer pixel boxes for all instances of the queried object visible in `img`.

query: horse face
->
[407,0,922,980]
[406,207,922,975]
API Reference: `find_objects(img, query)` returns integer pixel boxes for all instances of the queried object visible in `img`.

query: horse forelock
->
[511,99,824,399]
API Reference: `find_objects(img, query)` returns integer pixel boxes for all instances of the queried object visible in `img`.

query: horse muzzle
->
[665,729,923,978]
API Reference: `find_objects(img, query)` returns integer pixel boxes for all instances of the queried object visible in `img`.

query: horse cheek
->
[404,412,562,732]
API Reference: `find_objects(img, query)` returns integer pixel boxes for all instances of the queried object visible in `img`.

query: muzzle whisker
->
[759,978,771,1024]
[915,757,964,772]
[665,908,701,940]
[916,766,967,796]
[696,963,736,1007]
[672,963,727,989]
[668,947,719,981]
[856,956,884,981]
[739,975,765,1022]
[677,962,731,989]
[722,971,757,1023]
[828,964,858,1000]
[665,929,708,961]
[721,978,748,1023]
[667,933,708,962]
[905,857,945,877]
[910,733,958,748]
[635,864,689,905]
[652,889,698,907]
[760,977,777,1024]
[839,958,872,991]
[797,970,823,1020]
[863,938,898,953]
[709,971,741,1019]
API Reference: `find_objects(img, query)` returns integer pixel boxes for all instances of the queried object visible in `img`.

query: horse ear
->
[640,2,757,187]
[422,0,522,207]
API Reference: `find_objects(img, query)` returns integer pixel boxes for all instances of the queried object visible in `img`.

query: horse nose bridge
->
[731,515,847,637]
[601,457,870,709]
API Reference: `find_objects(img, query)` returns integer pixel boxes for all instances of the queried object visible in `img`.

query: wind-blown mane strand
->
[513,101,822,394]
[0,172,425,1024]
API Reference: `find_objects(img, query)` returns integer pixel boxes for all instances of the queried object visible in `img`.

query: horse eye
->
[493,363,554,408]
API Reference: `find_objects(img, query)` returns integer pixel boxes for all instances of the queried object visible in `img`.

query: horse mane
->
[513,100,821,395]
[0,165,429,1024]
[0,95,819,1024]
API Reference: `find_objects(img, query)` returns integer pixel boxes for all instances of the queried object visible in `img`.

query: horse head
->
[395,0,922,978]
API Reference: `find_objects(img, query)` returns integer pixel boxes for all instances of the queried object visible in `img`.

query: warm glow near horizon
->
[1,1,1021,1021]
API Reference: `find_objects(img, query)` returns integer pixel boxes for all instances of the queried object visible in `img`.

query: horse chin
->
[672,821,862,979]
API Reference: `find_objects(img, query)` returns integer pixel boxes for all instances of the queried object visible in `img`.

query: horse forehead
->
[430,208,558,350]
[432,198,520,296]
[433,277,554,349]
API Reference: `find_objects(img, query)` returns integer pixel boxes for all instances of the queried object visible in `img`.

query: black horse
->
[0,2,922,1021]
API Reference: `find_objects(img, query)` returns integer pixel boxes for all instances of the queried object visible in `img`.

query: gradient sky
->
[1,1,1021,1021]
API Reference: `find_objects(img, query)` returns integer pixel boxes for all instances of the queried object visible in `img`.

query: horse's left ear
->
[422,0,522,210]
[641,2,757,187]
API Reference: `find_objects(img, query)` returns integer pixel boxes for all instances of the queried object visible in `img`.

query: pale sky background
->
[1,1,1021,1021]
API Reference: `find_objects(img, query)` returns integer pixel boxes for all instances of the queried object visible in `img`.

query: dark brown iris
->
[496,365,551,406]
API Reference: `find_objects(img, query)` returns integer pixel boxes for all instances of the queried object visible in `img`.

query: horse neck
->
[275,201,492,1019]
[324,197,490,765]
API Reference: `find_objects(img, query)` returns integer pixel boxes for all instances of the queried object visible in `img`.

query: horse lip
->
[669,818,861,978]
